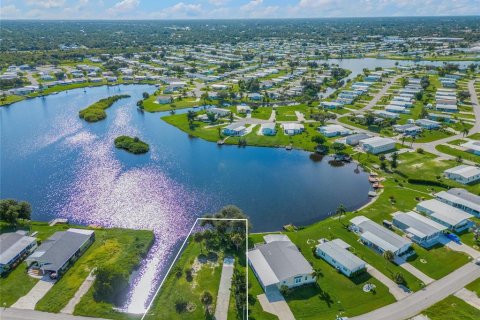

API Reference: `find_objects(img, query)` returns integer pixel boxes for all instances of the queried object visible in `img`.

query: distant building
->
[157,96,171,104]
[461,140,480,156]
[318,124,351,137]
[261,123,277,136]
[346,133,372,146]
[223,123,246,136]
[282,123,304,136]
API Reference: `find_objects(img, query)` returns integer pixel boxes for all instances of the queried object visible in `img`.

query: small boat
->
[372,183,384,189]
[285,145,293,150]
[368,191,377,197]
[369,176,379,182]
[217,140,225,145]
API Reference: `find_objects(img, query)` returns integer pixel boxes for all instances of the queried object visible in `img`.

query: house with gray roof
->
[392,211,447,248]
[416,199,473,232]
[0,231,37,275]
[315,239,366,277]
[249,234,315,294]
[444,164,480,185]
[435,188,480,217]
[26,229,94,276]
[350,216,413,257]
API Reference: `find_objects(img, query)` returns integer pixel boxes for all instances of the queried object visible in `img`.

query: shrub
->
[114,136,149,154]
[93,264,129,305]
[175,299,188,313]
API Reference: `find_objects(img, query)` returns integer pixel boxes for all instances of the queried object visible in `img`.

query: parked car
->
[446,233,461,244]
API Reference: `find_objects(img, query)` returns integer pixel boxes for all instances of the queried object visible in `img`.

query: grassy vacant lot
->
[143,95,199,112]
[144,240,223,320]
[34,227,153,319]
[422,295,480,320]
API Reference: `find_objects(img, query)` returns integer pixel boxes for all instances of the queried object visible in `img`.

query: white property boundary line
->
[141,218,249,320]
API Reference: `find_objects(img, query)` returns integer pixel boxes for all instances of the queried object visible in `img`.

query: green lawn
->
[436,144,480,164]
[35,228,154,318]
[466,278,480,297]
[0,95,25,106]
[251,107,273,120]
[0,262,39,307]
[143,95,199,112]
[422,295,480,320]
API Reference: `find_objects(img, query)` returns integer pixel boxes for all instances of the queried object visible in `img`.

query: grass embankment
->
[79,94,130,122]
[422,295,480,320]
[30,225,153,320]
[142,95,199,112]
[436,144,480,164]
[0,95,25,106]
[114,136,149,154]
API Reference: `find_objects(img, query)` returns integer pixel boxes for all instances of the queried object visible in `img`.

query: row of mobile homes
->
[223,123,246,136]
[444,165,480,185]
[318,124,351,137]
[282,123,304,136]
[392,211,446,248]
[359,137,396,154]
[350,216,413,258]
[435,188,480,218]
[461,140,480,156]
[0,231,38,275]
[416,199,473,233]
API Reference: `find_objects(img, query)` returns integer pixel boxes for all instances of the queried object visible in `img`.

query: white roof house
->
[461,140,480,155]
[392,211,447,248]
[315,239,366,277]
[350,216,413,257]
[359,137,396,154]
[435,188,480,217]
[282,123,304,136]
[0,232,37,274]
[318,124,351,137]
[249,235,315,292]
[416,199,473,232]
[444,165,480,185]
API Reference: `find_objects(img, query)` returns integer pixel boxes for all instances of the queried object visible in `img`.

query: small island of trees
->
[114,135,149,154]
[79,94,130,122]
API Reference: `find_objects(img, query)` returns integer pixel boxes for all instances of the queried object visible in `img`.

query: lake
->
[0,84,371,312]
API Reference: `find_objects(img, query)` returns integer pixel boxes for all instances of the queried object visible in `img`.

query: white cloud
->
[0,4,20,18]
[150,2,203,19]
[25,0,66,9]
[208,0,228,6]
[241,0,263,12]
[107,0,140,16]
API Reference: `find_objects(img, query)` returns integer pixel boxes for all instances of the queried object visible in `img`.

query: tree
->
[193,232,204,253]
[335,204,347,223]
[93,265,129,305]
[457,91,470,102]
[201,291,213,306]
[0,199,31,224]
[331,142,345,155]
[142,92,149,99]
[391,152,399,168]
[311,135,326,145]
[230,233,244,252]
[393,272,406,285]
[383,250,394,262]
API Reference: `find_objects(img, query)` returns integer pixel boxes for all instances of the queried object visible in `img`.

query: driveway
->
[454,288,480,309]
[351,262,480,320]
[12,278,55,310]
[438,235,480,259]
[0,308,106,320]
[61,270,96,314]
[394,258,434,285]
[257,287,295,320]
[366,264,411,301]
[214,258,235,320]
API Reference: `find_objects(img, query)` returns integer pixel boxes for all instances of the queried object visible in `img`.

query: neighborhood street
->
[0,308,106,320]
[351,262,480,320]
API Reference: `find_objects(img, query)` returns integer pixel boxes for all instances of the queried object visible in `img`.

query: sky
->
[1,0,479,20]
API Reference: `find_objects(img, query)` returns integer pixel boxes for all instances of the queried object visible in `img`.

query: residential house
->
[209,108,231,117]
[0,231,37,275]
[249,234,315,294]
[392,211,447,248]
[315,239,366,277]
[282,123,304,136]
[26,229,95,276]
[261,123,277,136]
[237,104,252,114]
[415,119,441,129]
[461,140,480,156]
[223,123,246,136]
[435,188,480,217]
[321,101,343,110]
[359,137,396,154]
[350,216,413,257]
[157,96,172,104]
[416,199,473,232]
[318,124,351,137]
[444,165,480,185]
[346,133,372,146]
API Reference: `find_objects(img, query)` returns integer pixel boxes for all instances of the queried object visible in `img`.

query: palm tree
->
[311,268,323,284]
[335,204,347,223]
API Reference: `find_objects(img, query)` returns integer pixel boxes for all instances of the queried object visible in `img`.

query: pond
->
[1,84,372,312]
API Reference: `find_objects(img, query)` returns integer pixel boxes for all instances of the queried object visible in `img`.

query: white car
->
[475,258,480,266]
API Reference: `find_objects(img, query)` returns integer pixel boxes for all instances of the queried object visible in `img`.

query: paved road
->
[214,258,235,320]
[362,74,406,111]
[351,262,480,320]
[0,308,106,320]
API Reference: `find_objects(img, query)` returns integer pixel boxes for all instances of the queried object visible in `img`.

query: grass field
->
[436,144,480,164]
[0,95,25,106]
[0,262,39,307]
